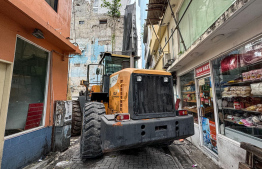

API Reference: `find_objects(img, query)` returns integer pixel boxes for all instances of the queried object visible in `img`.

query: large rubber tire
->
[71,100,82,136]
[80,102,105,159]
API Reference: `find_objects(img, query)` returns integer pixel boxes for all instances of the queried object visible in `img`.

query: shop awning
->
[1,0,81,54]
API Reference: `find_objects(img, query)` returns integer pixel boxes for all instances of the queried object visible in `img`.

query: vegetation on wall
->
[101,0,122,52]
[101,0,121,18]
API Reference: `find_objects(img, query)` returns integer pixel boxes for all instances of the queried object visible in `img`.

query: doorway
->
[197,76,218,154]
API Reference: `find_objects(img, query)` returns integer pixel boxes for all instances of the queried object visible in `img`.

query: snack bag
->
[257,69,262,80]
[242,72,247,81]
[251,70,257,81]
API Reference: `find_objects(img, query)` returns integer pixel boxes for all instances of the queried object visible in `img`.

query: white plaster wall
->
[217,134,246,169]
[187,124,201,149]
[168,17,180,60]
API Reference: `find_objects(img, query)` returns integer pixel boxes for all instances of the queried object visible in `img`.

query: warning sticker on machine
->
[110,74,119,88]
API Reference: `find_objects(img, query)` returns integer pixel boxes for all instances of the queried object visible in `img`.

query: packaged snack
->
[241,119,253,126]
[234,101,241,110]
[246,71,251,81]
[246,105,257,111]
[257,104,262,108]
[240,50,262,67]
[251,83,262,95]
[236,91,241,95]
[224,87,230,91]
[252,116,260,123]
[227,115,233,119]
[251,70,257,80]
[230,86,237,91]
[240,90,251,94]
[241,86,251,91]
[242,72,247,81]
[256,69,262,80]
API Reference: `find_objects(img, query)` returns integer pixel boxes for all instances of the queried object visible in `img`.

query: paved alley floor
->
[24,137,221,169]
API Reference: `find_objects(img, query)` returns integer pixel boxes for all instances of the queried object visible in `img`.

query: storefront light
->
[137,76,142,82]
[164,77,168,82]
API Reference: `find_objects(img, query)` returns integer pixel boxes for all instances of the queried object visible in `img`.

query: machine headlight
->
[164,77,168,82]
[137,76,142,82]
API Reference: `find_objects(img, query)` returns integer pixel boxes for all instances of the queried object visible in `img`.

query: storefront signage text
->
[196,63,210,77]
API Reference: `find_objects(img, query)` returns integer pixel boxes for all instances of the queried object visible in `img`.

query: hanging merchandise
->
[220,54,239,73]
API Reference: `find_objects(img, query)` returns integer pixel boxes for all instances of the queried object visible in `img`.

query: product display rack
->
[180,71,198,123]
[216,59,262,140]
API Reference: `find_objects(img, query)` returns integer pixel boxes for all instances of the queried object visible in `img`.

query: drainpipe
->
[130,14,134,68]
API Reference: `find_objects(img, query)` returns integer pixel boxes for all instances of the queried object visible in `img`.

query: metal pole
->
[130,14,134,68]
[167,0,186,51]
[161,0,193,52]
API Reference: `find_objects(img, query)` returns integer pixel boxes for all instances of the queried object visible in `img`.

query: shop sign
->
[196,63,210,77]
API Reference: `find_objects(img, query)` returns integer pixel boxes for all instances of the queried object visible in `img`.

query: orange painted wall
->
[17,0,72,37]
[0,11,69,127]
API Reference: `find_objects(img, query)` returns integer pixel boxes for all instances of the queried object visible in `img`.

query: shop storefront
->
[179,62,218,157]
[177,36,262,167]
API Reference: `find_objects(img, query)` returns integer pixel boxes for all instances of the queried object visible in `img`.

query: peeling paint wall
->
[69,0,128,97]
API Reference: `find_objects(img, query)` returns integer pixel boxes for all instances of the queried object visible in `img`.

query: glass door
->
[198,76,218,154]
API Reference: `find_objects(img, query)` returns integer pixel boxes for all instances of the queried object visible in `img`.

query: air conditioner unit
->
[162,53,174,69]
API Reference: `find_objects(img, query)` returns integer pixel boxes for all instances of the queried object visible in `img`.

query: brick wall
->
[1,127,52,169]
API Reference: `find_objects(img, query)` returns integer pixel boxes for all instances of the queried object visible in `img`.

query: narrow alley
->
[25,137,220,169]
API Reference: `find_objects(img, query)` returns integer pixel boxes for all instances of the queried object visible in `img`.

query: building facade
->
[0,1,80,168]
[146,0,262,168]
[69,0,130,98]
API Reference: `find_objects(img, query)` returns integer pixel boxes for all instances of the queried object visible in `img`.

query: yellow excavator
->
[72,52,194,159]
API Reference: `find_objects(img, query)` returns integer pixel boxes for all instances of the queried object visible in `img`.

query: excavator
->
[72,52,194,159]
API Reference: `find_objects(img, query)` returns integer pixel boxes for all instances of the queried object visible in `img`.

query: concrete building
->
[138,0,149,68]
[146,0,262,168]
[0,1,80,168]
[69,0,130,97]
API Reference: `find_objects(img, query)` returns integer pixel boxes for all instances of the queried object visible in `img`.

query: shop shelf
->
[222,79,262,86]
[186,100,197,103]
[183,83,195,86]
[184,107,197,113]
[222,107,262,114]
[224,119,256,128]
[182,91,195,94]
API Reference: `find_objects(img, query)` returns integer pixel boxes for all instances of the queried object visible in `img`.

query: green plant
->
[178,51,184,55]
[101,0,121,18]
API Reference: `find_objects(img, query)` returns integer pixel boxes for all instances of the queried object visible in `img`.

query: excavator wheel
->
[71,100,82,136]
[80,102,105,159]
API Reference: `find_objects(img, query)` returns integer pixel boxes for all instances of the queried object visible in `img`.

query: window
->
[212,37,262,147]
[79,21,85,25]
[180,71,197,123]
[45,0,58,12]
[178,0,235,51]
[93,0,98,13]
[5,37,49,136]
[99,20,107,24]
[74,63,80,67]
